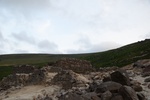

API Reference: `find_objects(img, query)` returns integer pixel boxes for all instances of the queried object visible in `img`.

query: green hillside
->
[81,39,150,67]
[0,39,150,80]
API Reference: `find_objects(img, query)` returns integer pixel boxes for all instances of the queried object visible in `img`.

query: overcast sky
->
[0,0,150,54]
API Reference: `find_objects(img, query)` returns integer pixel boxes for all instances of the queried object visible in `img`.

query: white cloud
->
[0,0,150,54]
[38,40,61,54]
[12,32,35,44]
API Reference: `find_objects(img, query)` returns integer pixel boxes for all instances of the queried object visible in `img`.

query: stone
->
[119,85,139,100]
[111,94,123,100]
[58,92,84,100]
[144,77,150,82]
[82,92,101,100]
[137,93,147,100]
[101,91,112,100]
[142,72,150,77]
[88,80,102,92]
[143,65,150,73]
[95,81,122,93]
[103,76,111,82]
[110,69,130,86]
[131,84,143,92]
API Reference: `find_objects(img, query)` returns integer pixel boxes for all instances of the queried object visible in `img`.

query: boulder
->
[119,85,139,100]
[103,76,111,82]
[95,81,122,93]
[137,93,147,100]
[110,70,130,86]
[131,84,143,92]
[144,77,150,82]
[58,92,85,100]
[143,65,150,73]
[101,91,112,100]
[142,72,150,77]
[82,92,101,100]
[111,94,123,100]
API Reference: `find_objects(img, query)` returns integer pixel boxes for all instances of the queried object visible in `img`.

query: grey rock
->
[111,70,130,86]
[144,77,150,82]
[137,93,147,100]
[101,91,112,100]
[95,81,122,93]
[111,94,123,100]
[82,92,101,100]
[119,85,139,100]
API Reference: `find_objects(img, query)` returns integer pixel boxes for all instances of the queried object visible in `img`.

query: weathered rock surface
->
[95,81,122,93]
[101,90,112,100]
[119,85,139,100]
[0,68,47,90]
[111,69,130,85]
[51,70,90,89]
[52,58,93,73]
[144,77,150,82]
[13,64,36,74]
[111,94,123,100]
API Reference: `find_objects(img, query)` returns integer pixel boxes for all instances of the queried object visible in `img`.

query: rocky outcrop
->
[52,58,93,73]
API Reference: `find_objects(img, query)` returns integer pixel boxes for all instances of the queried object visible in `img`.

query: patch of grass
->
[81,39,150,67]
[0,66,13,80]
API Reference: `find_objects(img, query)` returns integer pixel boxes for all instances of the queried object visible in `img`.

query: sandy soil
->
[1,85,61,100]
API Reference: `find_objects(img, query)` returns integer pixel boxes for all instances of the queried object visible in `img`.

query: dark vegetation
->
[81,39,150,67]
[0,39,150,80]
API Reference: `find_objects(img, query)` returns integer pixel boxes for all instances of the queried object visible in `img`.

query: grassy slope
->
[0,39,150,80]
[81,39,150,67]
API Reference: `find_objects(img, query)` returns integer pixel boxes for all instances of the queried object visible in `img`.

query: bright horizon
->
[0,0,150,54]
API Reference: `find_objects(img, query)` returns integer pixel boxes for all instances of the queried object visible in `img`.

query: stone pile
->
[52,58,93,73]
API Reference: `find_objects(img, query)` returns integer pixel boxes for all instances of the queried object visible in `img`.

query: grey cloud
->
[145,33,150,39]
[14,49,29,54]
[38,40,61,53]
[12,32,35,44]
[0,32,4,40]
[0,31,6,48]
[75,35,92,48]
[66,42,121,54]
[66,35,121,54]
[0,0,51,17]
[0,0,51,10]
